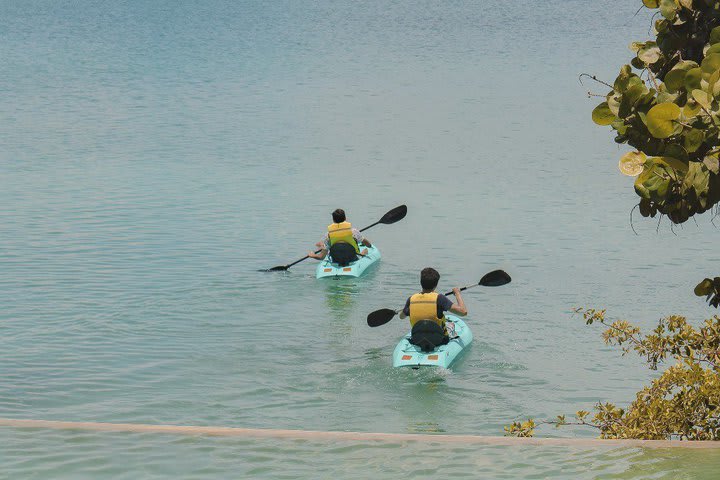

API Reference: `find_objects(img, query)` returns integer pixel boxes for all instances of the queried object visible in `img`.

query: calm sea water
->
[3,0,720,478]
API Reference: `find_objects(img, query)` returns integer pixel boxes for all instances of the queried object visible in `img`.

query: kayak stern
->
[316,245,381,278]
[392,315,473,368]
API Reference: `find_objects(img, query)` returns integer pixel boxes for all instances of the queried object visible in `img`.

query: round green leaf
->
[659,0,678,20]
[656,90,678,104]
[703,153,720,174]
[615,75,642,95]
[635,166,670,201]
[701,53,720,75]
[592,102,615,126]
[638,45,661,64]
[643,0,659,7]
[684,68,703,91]
[692,89,712,108]
[675,60,699,71]
[707,43,720,56]
[646,103,681,138]
[695,278,714,296]
[654,156,689,172]
[664,69,687,93]
[684,129,705,153]
[684,100,702,117]
[619,151,646,176]
[711,26,720,45]
[620,84,647,117]
[708,70,720,97]
[612,118,628,135]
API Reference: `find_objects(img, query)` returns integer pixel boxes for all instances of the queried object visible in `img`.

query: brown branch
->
[579,73,613,89]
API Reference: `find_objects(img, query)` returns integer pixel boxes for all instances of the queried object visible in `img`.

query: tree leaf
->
[646,103,681,138]
[638,44,662,64]
[703,154,720,174]
[695,278,714,296]
[684,68,703,91]
[620,84,648,117]
[592,102,616,126]
[664,69,687,93]
[619,151,646,176]
[683,100,702,118]
[692,89,712,109]
[659,0,678,19]
[701,53,720,75]
[684,129,704,153]
[711,26,720,45]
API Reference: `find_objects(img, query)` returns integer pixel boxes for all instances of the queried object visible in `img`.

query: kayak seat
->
[328,242,358,266]
[410,320,449,352]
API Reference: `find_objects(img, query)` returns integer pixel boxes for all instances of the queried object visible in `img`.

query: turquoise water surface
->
[3,0,720,478]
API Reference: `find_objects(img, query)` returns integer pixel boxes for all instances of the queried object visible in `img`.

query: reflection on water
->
[407,421,446,433]
[323,278,362,320]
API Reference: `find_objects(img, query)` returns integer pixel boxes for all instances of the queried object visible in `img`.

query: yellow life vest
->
[327,221,360,253]
[409,292,446,328]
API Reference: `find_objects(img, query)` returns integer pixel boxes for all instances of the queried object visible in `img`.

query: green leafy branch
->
[592,0,720,225]
[506,309,720,440]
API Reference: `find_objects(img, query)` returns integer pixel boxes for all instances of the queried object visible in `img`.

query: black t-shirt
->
[403,293,454,319]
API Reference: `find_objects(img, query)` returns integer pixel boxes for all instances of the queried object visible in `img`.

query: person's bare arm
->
[308,248,327,260]
[399,298,409,319]
[449,287,467,316]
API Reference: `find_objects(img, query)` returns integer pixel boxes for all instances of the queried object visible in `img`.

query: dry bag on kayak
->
[410,320,449,352]
[328,242,358,266]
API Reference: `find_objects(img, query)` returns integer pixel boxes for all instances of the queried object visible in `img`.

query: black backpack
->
[410,320,449,352]
[328,242,358,266]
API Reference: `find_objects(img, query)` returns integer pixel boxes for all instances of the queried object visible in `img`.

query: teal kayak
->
[315,245,381,279]
[392,314,472,368]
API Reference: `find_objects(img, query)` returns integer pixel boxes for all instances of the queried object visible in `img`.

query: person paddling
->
[399,267,467,343]
[308,208,371,263]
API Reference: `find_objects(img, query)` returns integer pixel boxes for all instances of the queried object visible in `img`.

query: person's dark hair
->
[332,208,346,223]
[420,267,440,290]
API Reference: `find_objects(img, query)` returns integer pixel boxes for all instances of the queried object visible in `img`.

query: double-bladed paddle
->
[366,269,511,327]
[266,205,408,272]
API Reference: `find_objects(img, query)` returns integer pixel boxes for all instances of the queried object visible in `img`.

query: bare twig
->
[647,68,660,90]
[579,73,613,89]
[630,204,639,235]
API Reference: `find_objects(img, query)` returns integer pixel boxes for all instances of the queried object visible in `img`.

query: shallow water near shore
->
[2,0,720,478]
